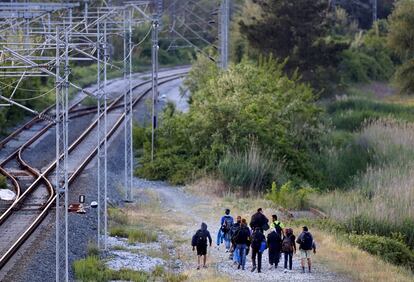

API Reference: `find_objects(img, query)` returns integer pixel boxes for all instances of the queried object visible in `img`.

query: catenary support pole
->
[151,16,159,162]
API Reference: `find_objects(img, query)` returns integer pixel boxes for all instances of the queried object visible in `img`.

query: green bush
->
[137,57,324,186]
[348,234,414,270]
[73,256,149,282]
[0,175,6,189]
[265,182,314,210]
[218,143,284,193]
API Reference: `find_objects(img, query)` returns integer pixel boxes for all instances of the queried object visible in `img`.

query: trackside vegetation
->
[136,57,324,189]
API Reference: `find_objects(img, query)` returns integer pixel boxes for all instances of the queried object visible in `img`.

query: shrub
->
[348,234,414,270]
[265,182,314,210]
[73,256,150,282]
[108,208,129,225]
[137,58,324,186]
[0,175,6,189]
[218,142,284,193]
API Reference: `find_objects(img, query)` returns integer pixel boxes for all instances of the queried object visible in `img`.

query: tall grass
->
[218,142,284,193]
[313,119,414,248]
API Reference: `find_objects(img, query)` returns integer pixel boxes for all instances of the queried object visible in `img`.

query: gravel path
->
[131,179,351,282]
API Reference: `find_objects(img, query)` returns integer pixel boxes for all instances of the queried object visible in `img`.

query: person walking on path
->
[270,214,285,236]
[192,222,212,270]
[230,216,242,262]
[217,208,234,252]
[234,218,251,270]
[267,227,282,269]
[249,208,269,232]
[281,228,296,272]
[251,227,266,273]
[296,226,317,273]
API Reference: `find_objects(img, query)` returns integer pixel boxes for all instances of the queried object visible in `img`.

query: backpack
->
[221,216,233,234]
[193,230,207,247]
[300,232,313,250]
[251,232,263,250]
[281,236,293,253]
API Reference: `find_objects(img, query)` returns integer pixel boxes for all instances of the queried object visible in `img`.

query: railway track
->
[0,69,187,269]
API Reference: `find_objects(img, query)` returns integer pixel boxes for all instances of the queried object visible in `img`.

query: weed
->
[109,226,157,243]
[0,175,7,189]
[265,181,314,210]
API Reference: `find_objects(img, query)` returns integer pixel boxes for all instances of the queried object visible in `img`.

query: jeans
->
[236,244,247,269]
[251,249,262,272]
[233,244,240,263]
[284,252,293,270]
[223,232,231,250]
[216,230,224,246]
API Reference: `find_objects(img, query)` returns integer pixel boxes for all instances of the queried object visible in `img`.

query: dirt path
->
[133,179,352,282]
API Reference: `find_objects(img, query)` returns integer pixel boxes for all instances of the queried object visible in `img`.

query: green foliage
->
[265,182,314,210]
[388,0,414,94]
[0,175,6,189]
[348,233,414,270]
[109,226,157,244]
[108,208,129,225]
[133,125,147,153]
[339,21,395,83]
[73,256,149,282]
[218,143,284,193]
[137,58,324,188]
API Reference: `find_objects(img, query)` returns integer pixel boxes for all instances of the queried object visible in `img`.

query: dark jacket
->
[251,230,266,251]
[250,212,269,230]
[197,222,212,246]
[267,230,282,251]
[234,226,251,245]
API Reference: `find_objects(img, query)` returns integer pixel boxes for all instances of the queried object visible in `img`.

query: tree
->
[239,0,348,94]
[388,0,414,94]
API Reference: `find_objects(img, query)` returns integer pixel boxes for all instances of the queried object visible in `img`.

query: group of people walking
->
[192,208,317,273]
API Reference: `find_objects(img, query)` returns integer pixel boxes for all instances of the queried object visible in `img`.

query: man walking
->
[249,208,269,232]
[217,208,234,252]
[192,222,212,270]
[296,226,316,273]
[234,218,251,270]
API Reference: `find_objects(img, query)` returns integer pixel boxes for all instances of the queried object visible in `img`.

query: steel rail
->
[0,73,186,269]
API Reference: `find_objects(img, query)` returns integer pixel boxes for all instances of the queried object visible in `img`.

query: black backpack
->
[192,230,207,247]
[251,232,263,250]
[221,216,233,234]
[281,236,293,252]
[300,232,313,250]
[274,222,283,236]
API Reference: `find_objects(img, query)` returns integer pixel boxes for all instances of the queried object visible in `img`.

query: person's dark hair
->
[257,208,263,213]
[272,214,277,220]
[241,218,247,225]
[236,216,241,223]
[255,227,261,232]
[225,209,230,215]
[303,226,308,232]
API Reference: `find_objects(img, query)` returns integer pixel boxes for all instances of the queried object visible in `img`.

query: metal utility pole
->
[55,13,71,281]
[220,0,229,69]
[372,0,377,23]
[103,19,109,251]
[96,17,102,250]
[151,17,159,162]
[123,8,133,202]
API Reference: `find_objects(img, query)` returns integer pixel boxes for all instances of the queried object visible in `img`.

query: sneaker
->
[251,266,256,272]
[283,269,288,273]
[257,270,261,273]
[238,264,241,270]
[197,266,200,270]
[268,265,274,270]
[203,265,208,269]
[225,249,229,253]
